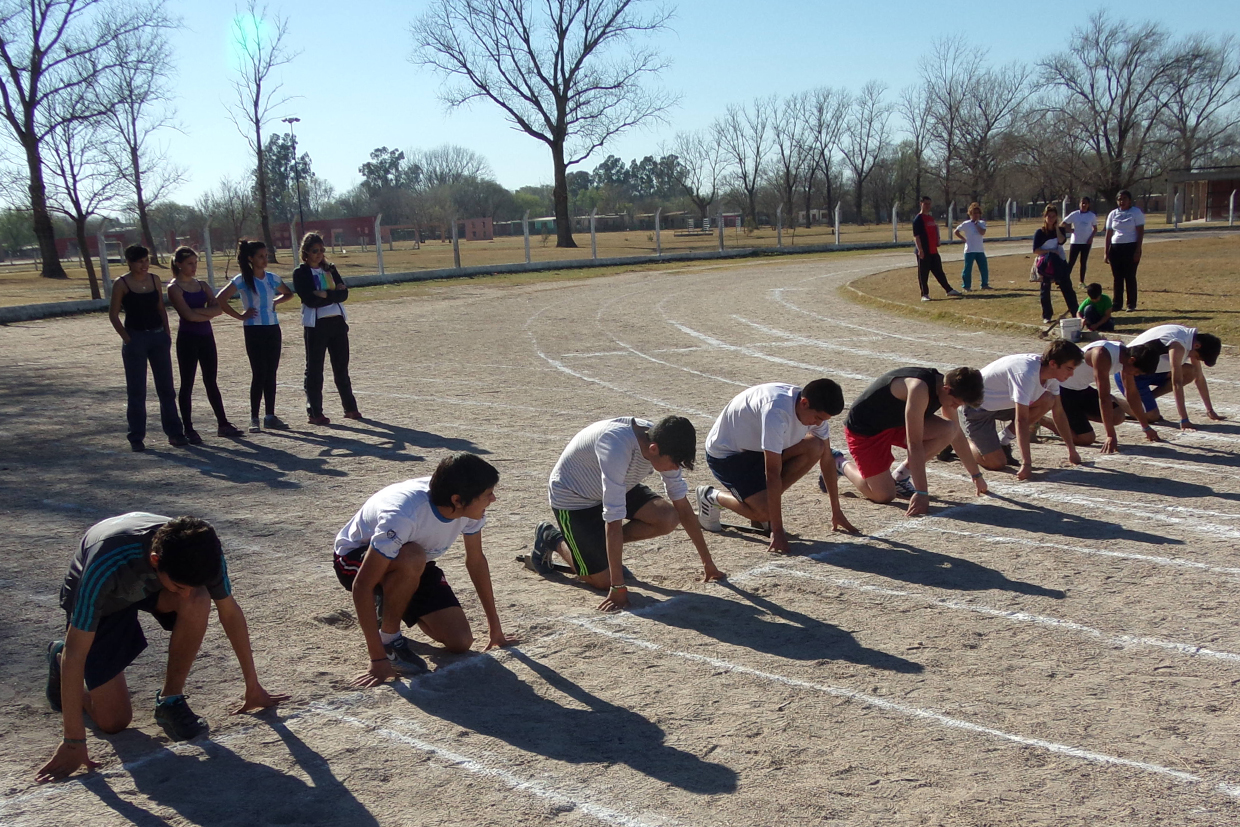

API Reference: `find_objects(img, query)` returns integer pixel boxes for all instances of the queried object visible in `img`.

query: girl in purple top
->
[167,247,243,441]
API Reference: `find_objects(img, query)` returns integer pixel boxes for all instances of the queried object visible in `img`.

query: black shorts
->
[707,450,768,502]
[334,548,460,626]
[552,483,661,577]
[1060,386,1104,435]
[69,591,178,691]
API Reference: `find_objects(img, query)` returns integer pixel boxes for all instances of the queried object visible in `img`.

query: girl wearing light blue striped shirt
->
[216,239,294,432]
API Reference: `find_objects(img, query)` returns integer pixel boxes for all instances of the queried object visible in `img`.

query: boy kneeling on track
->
[531,416,724,612]
[1042,340,1164,452]
[1123,324,1224,430]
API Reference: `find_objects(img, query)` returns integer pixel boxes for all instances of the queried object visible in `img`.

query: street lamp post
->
[281,116,306,246]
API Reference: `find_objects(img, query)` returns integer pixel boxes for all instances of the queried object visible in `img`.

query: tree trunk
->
[74,217,101,300]
[24,136,67,279]
[254,118,278,261]
[131,143,160,265]
[551,142,577,248]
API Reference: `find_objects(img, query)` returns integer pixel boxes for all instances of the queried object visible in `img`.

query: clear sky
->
[166,0,1240,205]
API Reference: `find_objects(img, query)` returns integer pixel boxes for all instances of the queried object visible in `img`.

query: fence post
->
[522,210,530,263]
[947,201,955,241]
[374,213,385,275]
[96,225,112,298]
[1230,190,1236,227]
[776,204,783,249]
[202,222,215,290]
[451,214,461,269]
[654,207,662,256]
[1061,196,1069,220]
[834,201,841,245]
[717,209,724,252]
[1006,198,1014,238]
[891,202,898,242]
[590,208,598,259]
[1174,191,1182,229]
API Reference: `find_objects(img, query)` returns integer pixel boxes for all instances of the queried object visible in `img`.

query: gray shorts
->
[962,406,1015,456]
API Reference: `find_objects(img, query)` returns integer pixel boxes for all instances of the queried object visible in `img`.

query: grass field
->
[845,233,1240,343]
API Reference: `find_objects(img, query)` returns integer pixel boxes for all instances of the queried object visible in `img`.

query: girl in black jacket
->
[292,232,360,425]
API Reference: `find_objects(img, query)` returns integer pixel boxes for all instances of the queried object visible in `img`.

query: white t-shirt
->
[334,477,485,561]
[1105,207,1145,245]
[954,220,986,254]
[1061,340,1122,392]
[705,383,831,459]
[1130,324,1195,374]
[977,354,1060,412]
[548,417,689,522]
[1061,210,1097,246]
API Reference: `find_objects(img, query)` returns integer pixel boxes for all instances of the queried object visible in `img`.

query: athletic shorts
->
[334,548,460,626]
[1060,386,1103,435]
[706,450,768,502]
[67,591,178,691]
[844,426,907,479]
[552,483,661,577]
[1119,370,1167,414]
[962,406,1015,456]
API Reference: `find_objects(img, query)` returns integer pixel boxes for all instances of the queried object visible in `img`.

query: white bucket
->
[1059,317,1082,342]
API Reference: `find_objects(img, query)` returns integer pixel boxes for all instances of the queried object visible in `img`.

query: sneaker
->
[1002,444,1018,466]
[344,410,363,420]
[749,520,771,532]
[696,485,722,532]
[168,434,189,448]
[307,414,331,426]
[154,692,207,741]
[249,417,262,433]
[218,422,243,438]
[46,640,64,712]
[384,636,428,676]
[946,289,962,297]
[893,476,916,498]
[130,441,146,453]
[1043,318,1053,325]
[831,448,848,475]
[937,445,956,463]
[920,296,931,302]
[185,429,203,445]
[263,415,289,430]
[960,287,972,293]
[529,521,563,576]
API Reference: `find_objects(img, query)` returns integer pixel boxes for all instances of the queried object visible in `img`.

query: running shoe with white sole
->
[893,475,916,498]
[831,448,848,475]
[529,521,563,576]
[384,636,429,675]
[696,485,722,532]
[946,289,963,297]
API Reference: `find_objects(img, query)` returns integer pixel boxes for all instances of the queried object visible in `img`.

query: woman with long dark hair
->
[167,246,243,442]
[216,239,294,432]
[292,232,360,424]
[1033,205,1078,325]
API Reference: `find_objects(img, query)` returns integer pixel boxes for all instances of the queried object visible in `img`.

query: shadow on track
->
[945,493,1183,546]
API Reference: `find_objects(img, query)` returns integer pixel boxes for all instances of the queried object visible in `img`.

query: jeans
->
[1110,243,1139,310]
[121,328,184,445]
[303,316,358,417]
[1081,304,1114,332]
[960,252,988,289]
[1040,267,1079,321]
[176,333,229,431]
[1067,243,1092,283]
[243,325,282,419]
[917,253,952,297]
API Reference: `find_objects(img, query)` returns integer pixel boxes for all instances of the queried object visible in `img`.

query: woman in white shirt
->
[1062,196,1097,286]
[1104,189,1144,312]
[953,201,989,290]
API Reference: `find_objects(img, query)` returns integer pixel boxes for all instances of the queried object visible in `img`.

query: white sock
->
[891,460,910,480]
[998,425,1015,446]
[703,487,719,506]
[380,630,401,646]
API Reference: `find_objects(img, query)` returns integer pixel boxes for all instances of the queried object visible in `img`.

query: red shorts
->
[844,426,907,479]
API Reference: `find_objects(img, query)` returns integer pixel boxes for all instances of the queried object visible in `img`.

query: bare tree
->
[413,144,493,189]
[412,0,674,248]
[667,129,723,220]
[713,97,773,225]
[1158,34,1240,169]
[898,84,933,201]
[804,86,849,227]
[198,176,256,250]
[840,81,893,222]
[1040,13,1175,199]
[920,36,982,208]
[770,92,812,229]
[227,0,298,260]
[0,0,170,278]
[956,62,1028,204]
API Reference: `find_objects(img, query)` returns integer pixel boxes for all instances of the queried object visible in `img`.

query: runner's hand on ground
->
[485,630,519,651]
[231,685,291,714]
[36,741,98,783]
[597,587,629,612]
[353,658,397,687]
[1100,437,1118,454]
[701,564,727,583]
[831,510,859,534]
[906,492,929,517]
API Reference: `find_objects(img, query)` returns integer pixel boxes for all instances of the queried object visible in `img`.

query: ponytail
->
[171,246,197,278]
[237,239,265,293]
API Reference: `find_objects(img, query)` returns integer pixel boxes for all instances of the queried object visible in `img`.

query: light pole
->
[281,116,306,246]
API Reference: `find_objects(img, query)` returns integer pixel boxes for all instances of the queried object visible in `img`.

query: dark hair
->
[801,378,845,416]
[300,232,325,262]
[647,415,696,470]
[1117,189,1133,201]
[1043,340,1083,367]
[1086,282,1102,300]
[171,246,198,277]
[1127,343,1163,375]
[1080,196,1092,206]
[1195,332,1222,368]
[943,367,984,408]
[151,516,222,587]
[124,244,149,264]
[237,239,266,293]
[919,195,932,203]
[428,453,500,508]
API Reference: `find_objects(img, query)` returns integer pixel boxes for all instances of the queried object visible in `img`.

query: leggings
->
[1066,243,1092,283]
[243,324,282,419]
[1109,243,1139,310]
[176,333,228,430]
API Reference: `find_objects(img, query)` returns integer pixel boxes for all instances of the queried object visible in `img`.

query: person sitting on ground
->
[838,367,989,517]
[334,453,518,688]
[962,342,1084,480]
[1042,340,1164,453]
[532,416,724,612]
[1123,324,1224,429]
[697,380,857,553]
[37,514,287,783]
[1076,283,1115,334]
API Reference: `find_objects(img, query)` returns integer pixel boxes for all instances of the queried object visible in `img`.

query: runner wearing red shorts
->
[839,367,989,516]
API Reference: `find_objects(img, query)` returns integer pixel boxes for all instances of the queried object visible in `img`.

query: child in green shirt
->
[1078,283,1114,332]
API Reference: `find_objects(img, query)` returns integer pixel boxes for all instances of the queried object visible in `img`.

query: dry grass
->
[843,233,1240,343]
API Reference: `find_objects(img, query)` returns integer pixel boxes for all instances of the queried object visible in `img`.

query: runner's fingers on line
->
[36,746,99,783]
[231,688,291,715]
[484,631,520,651]
[351,669,391,688]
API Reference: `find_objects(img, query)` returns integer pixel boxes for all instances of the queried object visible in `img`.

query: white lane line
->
[731,316,960,372]
[662,319,876,383]
[1095,452,1240,482]
[569,618,1240,801]
[755,566,1240,665]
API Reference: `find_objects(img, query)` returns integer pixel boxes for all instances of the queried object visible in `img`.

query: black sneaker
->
[384,636,428,675]
[130,441,146,453]
[154,692,208,741]
[527,522,563,575]
[937,445,956,462]
[1002,444,1018,466]
[46,640,64,712]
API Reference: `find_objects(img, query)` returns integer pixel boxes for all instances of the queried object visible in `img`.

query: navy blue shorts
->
[552,483,662,577]
[707,450,768,502]
[335,549,460,626]
[1118,370,1167,413]
[71,591,178,691]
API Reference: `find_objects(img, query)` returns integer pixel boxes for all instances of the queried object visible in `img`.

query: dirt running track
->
[2,241,1239,826]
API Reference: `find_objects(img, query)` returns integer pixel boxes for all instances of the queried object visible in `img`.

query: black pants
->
[1110,243,1139,310]
[176,333,229,430]
[303,316,357,416]
[1041,269,1079,321]
[1066,243,1092,283]
[243,325,282,419]
[121,328,184,445]
[917,253,952,297]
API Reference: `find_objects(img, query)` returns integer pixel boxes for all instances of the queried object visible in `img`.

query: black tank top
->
[120,279,163,331]
[845,367,942,436]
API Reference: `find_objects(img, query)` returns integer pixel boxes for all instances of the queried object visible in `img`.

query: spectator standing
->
[953,201,989,290]
[292,232,360,425]
[1104,190,1145,312]
[1033,205,1078,325]
[912,195,961,301]
[1062,197,1098,285]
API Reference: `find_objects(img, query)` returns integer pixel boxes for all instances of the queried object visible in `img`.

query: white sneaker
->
[893,476,916,498]
[249,417,261,433]
[946,289,963,297]
[831,448,849,475]
[696,485,722,532]
[920,296,931,302]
